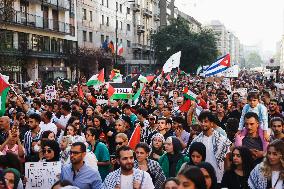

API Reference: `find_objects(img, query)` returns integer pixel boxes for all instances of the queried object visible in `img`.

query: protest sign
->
[110,83,133,99]
[222,78,231,91]
[235,88,247,97]
[25,161,61,189]
[45,85,56,101]
[96,95,108,105]
[217,65,239,78]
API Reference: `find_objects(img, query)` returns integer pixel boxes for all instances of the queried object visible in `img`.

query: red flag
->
[179,99,191,112]
[198,98,208,109]
[108,84,115,98]
[128,125,141,149]
[166,74,171,82]
[97,69,105,83]
[78,84,84,98]
[0,76,9,93]
[183,86,189,94]
[146,75,155,83]
[109,70,115,80]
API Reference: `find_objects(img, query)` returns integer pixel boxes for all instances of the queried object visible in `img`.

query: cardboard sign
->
[45,85,56,101]
[25,161,61,189]
[222,78,231,91]
[235,88,247,97]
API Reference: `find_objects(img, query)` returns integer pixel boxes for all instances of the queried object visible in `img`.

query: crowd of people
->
[0,71,284,189]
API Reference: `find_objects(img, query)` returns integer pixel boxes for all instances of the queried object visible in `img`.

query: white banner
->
[45,85,57,101]
[216,65,239,77]
[25,161,61,189]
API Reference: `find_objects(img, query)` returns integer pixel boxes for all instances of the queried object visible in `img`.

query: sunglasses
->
[115,142,123,145]
[42,149,53,154]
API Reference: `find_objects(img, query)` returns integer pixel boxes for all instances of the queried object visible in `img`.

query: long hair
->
[178,166,207,189]
[197,162,218,189]
[230,146,254,177]
[261,139,284,180]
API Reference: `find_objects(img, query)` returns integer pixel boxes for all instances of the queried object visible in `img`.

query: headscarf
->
[166,137,183,178]
[42,140,60,162]
[188,142,206,165]
[4,168,21,189]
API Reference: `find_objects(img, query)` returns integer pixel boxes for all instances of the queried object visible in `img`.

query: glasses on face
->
[70,151,83,155]
[115,141,124,145]
[148,117,155,121]
[42,148,53,154]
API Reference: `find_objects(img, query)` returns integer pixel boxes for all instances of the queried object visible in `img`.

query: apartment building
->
[177,10,201,33]
[0,0,77,82]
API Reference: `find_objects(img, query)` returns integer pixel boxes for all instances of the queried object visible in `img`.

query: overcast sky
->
[175,0,284,55]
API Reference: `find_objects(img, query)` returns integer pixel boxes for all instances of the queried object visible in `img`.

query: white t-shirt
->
[58,113,71,128]
[272,171,283,189]
[39,121,57,135]
[120,172,155,189]
[202,135,224,183]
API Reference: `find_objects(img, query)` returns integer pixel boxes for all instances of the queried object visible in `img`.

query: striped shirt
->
[24,129,43,156]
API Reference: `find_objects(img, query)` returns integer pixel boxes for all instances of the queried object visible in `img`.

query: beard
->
[120,162,134,171]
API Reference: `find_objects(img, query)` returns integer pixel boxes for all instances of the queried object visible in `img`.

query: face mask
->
[33,144,40,152]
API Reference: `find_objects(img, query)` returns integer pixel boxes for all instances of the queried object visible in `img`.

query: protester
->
[197,162,218,189]
[183,142,206,168]
[103,145,155,189]
[40,140,60,162]
[149,133,165,161]
[159,136,189,178]
[134,142,166,189]
[60,142,102,189]
[162,177,180,189]
[248,139,284,189]
[3,168,21,189]
[270,117,284,141]
[177,166,207,189]
[221,146,254,189]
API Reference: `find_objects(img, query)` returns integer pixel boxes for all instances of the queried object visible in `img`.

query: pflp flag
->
[162,51,181,73]
[204,54,230,77]
[109,83,133,100]
[86,69,105,87]
[0,75,10,116]
[128,125,141,150]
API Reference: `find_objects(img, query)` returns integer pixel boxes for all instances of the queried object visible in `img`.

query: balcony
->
[154,14,160,21]
[27,0,70,10]
[131,4,140,12]
[137,24,145,33]
[0,11,72,35]
[142,8,152,17]
[132,43,143,50]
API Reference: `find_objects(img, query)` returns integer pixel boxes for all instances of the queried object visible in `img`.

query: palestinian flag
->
[132,84,144,105]
[179,99,191,112]
[108,84,116,98]
[86,69,105,87]
[146,75,155,83]
[166,74,172,82]
[118,42,124,56]
[183,86,198,101]
[110,83,133,100]
[128,125,141,150]
[0,75,9,116]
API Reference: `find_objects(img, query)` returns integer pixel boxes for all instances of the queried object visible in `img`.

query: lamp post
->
[115,0,134,65]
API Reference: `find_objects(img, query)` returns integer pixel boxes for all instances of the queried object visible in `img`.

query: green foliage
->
[152,17,219,73]
[245,52,263,68]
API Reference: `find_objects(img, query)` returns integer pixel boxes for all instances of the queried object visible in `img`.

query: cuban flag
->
[204,54,230,77]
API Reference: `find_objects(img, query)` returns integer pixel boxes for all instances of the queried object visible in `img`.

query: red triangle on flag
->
[128,125,141,149]
[108,84,115,98]
[109,70,115,80]
[146,75,155,83]
[183,86,189,94]
[179,99,191,112]
[0,76,9,94]
[220,54,230,67]
[97,69,105,82]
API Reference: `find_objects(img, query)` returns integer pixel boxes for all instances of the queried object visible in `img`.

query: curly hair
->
[261,139,284,180]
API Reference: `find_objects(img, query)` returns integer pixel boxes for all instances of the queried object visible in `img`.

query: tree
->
[152,17,218,73]
[245,52,263,69]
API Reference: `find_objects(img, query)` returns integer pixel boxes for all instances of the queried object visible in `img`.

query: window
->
[101,15,104,25]
[101,0,104,5]
[116,20,118,28]
[127,7,130,14]
[18,32,28,51]
[106,36,109,41]
[32,34,39,51]
[0,30,13,49]
[120,4,122,12]
[127,40,131,47]
[83,31,87,42]
[90,11,92,21]
[116,2,118,11]
[120,39,122,43]
[89,32,93,42]
[83,9,86,20]
[127,24,130,31]
[106,0,109,7]
[106,17,109,26]
[120,21,122,30]
[101,35,105,44]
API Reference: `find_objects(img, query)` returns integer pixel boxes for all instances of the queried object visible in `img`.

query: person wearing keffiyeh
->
[103,146,154,189]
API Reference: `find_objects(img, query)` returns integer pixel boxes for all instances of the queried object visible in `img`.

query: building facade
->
[0,0,77,83]
[177,10,201,33]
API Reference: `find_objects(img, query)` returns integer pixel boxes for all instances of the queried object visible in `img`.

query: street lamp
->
[115,0,134,65]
